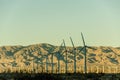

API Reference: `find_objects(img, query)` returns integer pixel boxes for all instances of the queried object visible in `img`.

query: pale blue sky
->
[0,0,120,46]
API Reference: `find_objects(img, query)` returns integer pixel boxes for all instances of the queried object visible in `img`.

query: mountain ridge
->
[0,43,120,73]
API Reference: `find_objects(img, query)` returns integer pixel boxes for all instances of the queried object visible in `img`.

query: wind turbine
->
[38,54,52,73]
[37,58,46,73]
[70,37,77,73]
[55,41,72,73]
[78,33,91,74]
[51,52,54,73]
[46,53,55,73]
[40,44,55,73]
[43,54,56,73]
[81,33,87,74]
[63,39,68,73]
[45,42,65,74]
[55,42,64,73]
[49,50,59,73]
[43,47,55,73]
[46,55,49,72]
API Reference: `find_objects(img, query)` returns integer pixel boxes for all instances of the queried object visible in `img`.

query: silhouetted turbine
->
[63,39,68,73]
[70,37,77,73]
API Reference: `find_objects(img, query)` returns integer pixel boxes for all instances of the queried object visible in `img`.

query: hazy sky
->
[0,0,120,46]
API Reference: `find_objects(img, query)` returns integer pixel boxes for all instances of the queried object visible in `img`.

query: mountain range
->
[0,43,120,73]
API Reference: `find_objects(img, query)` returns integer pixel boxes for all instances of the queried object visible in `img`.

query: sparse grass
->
[1,65,120,74]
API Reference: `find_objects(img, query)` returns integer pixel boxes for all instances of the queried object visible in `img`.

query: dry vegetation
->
[0,43,120,74]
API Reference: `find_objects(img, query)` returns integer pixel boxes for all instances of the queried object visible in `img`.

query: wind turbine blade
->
[56,42,64,58]
[63,39,67,54]
[86,46,93,49]
[81,32,86,46]
[78,47,84,53]
[59,42,64,52]
[63,39,67,51]
[70,37,75,49]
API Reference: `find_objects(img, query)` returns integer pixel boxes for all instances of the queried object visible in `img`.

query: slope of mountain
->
[0,43,120,73]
